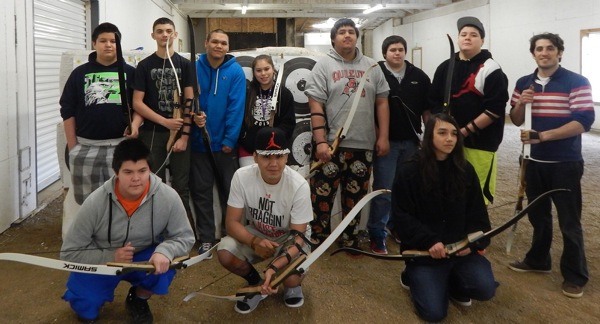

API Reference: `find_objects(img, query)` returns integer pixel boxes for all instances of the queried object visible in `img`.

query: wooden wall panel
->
[207,18,275,33]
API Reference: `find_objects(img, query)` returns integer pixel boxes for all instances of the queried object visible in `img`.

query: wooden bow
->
[184,189,390,302]
[332,189,568,260]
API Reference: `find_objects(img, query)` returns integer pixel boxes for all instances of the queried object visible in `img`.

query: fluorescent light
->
[241,5,247,14]
[312,17,363,29]
[363,4,383,14]
[313,17,337,29]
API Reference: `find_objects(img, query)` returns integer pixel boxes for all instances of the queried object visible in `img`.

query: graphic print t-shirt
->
[59,57,135,140]
[228,164,312,243]
[133,52,195,132]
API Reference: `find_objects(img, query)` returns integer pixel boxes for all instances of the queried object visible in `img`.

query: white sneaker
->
[283,286,304,308]
[234,294,267,314]
[400,270,410,291]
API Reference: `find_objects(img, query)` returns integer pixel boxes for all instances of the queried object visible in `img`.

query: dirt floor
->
[1,122,599,323]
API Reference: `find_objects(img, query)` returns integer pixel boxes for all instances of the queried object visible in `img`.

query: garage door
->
[33,0,87,190]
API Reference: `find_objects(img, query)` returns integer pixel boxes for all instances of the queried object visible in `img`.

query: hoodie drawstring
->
[151,196,156,245]
[107,191,157,247]
[213,68,220,95]
[108,193,113,245]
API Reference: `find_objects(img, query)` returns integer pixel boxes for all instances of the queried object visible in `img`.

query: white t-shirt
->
[228,164,312,243]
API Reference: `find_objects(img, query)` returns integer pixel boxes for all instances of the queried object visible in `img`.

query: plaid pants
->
[68,137,123,204]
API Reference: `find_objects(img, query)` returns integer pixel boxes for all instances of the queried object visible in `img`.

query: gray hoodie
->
[61,173,195,264]
[304,48,389,150]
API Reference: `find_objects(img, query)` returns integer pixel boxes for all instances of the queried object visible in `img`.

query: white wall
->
[371,0,600,129]
[97,0,189,52]
[0,0,36,232]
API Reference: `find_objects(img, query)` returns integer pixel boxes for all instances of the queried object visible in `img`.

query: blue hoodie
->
[191,53,246,152]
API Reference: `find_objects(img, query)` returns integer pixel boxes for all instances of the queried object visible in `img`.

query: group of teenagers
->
[57,13,593,323]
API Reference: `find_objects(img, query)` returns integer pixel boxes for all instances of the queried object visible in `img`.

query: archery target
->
[289,119,312,168]
[236,56,254,82]
[230,49,324,172]
[282,57,316,115]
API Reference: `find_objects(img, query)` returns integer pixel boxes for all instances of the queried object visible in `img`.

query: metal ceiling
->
[172,0,459,33]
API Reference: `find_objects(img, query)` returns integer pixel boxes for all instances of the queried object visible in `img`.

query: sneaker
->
[449,293,472,307]
[198,242,213,259]
[339,238,362,256]
[370,239,388,255]
[234,293,267,314]
[400,270,410,291]
[125,286,153,324]
[387,228,402,244]
[508,260,551,273]
[562,282,583,298]
[357,230,370,244]
[283,286,304,308]
[77,316,98,324]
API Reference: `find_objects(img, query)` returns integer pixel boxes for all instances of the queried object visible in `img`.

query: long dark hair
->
[245,54,278,127]
[418,113,467,198]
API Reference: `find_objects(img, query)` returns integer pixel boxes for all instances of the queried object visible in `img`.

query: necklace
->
[259,87,273,120]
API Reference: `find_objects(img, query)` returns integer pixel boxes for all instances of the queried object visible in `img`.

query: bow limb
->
[115,32,133,133]
[297,189,390,272]
[165,36,184,152]
[0,253,182,276]
[177,242,219,269]
[187,292,247,302]
[331,188,568,261]
[442,34,455,115]
[505,155,527,253]
[506,94,533,253]
[268,62,285,127]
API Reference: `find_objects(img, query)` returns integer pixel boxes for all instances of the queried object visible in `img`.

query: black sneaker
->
[449,293,472,307]
[125,286,153,324]
[508,260,551,273]
[400,270,410,291]
[77,316,98,324]
[283,286,304,308]
[234,294,267,314]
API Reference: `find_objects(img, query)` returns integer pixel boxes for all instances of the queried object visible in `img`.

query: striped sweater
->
[510,66,595,162]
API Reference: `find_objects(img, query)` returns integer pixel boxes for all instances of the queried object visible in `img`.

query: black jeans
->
[189,150,238,243]
[524,160,588,286]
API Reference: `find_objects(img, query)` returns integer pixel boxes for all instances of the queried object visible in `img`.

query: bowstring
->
[154,33,180,174]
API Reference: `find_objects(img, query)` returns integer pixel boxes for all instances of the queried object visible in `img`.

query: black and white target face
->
[236,56,255,82]
[283,57,315,115]
[288,119,312,167]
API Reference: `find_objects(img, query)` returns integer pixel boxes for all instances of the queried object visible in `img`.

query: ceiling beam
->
[187,11,407,19]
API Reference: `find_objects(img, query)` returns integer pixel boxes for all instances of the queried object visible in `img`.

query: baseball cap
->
[457,16,485,38]
[254,127,290,156]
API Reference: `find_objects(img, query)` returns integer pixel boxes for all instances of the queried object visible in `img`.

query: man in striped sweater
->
[508,33,595,299]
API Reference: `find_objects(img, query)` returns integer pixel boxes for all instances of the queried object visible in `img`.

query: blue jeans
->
[368,140,418,240]
[406,254,497,322]
[62,246,176,320]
